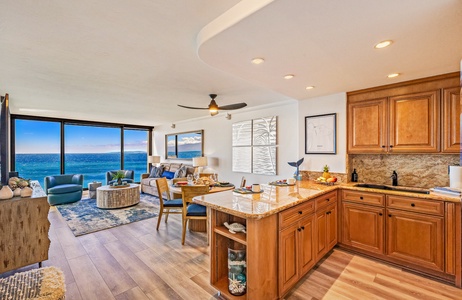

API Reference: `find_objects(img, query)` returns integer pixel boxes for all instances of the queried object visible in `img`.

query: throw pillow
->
[148,166,164,178]
[161,170,175,180]
[174,165,187,178]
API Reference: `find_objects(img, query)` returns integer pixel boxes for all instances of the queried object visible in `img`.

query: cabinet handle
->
[298,211,303,215]
[381,145,386,148]
[301,226,305,230]
[326,198,330,202]
[411,203,415,207]
[297,228,302,232]
[379,213,383,216]
[389,145,393,148]
[326,211,331,215]
[359,196,363,200]
[388,214,392,217]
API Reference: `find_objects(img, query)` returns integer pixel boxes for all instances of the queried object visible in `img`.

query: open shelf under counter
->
[214,226,247,245]
[213,277,246,299]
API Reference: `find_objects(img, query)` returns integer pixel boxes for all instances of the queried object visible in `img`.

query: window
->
[165,130,203,159]
[11,116,152,189]
[124,129,148,182]
[14,119,61,187]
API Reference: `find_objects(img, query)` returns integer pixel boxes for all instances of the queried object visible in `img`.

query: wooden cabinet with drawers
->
[442,86,461,153]
[340,189,461,287]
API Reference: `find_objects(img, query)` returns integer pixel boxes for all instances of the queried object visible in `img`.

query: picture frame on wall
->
[165,130,204,159]
[305,113,336,154]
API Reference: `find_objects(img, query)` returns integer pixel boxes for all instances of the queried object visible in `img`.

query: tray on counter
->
[233,188,264,194]
[269,182,296,186]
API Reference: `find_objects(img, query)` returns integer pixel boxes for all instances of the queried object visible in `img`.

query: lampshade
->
[193,156,207,167]
[148,156,161,164]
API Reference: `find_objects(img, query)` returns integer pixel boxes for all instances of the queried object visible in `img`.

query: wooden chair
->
[155,177,184,230]
[181,185,210,245]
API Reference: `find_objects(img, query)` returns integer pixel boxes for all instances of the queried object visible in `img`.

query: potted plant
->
[112,170,125,185]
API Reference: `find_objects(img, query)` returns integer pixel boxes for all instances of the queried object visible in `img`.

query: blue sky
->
[15,120,148,154]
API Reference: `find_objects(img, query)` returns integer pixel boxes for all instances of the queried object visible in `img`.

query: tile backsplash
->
[348,154,460,188]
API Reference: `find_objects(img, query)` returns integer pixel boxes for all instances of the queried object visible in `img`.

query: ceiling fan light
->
[210,110,218,116]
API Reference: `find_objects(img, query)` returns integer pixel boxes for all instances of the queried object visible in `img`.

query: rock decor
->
[0,185,14,199]
[7,176,33,198]
[228,248,246,296]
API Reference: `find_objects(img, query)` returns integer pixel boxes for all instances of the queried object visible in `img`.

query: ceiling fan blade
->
[177,104,209,110]
[217,103,247,110]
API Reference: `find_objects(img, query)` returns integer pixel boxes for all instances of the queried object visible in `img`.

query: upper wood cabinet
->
[389,90,440,153]
[442,87,461,153]
[347,72,459,154]
[347,98,387,153]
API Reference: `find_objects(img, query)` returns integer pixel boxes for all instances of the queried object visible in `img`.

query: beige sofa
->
[141,162,195,197]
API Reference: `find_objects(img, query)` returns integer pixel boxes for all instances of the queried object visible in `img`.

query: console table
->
[0,181,50,273]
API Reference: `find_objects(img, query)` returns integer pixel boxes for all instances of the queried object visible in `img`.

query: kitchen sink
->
[354,183,430,194]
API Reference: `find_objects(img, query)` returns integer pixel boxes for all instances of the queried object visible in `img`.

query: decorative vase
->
[13,188,21,197]
[0,185,14,199]
[228,248,246,296]
[117,178,122,185]
[20,186,33,198]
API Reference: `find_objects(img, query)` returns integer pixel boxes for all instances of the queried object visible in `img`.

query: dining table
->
[169,182,235,232]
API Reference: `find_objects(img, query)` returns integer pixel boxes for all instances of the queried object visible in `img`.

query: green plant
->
[323,165,329,172]
[112,170,125,180]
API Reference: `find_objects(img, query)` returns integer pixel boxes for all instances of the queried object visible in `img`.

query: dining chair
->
[181,185,210,245]
[155,177,184,230]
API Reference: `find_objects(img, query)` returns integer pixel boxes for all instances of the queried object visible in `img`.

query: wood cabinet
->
[386,208,444,272]
[342,202,385,254]
[340,189,461,287]
[347,72,460,154]
[0,196,50,273]
[442,86,461,153]
[210,209,278,300]
[278,214,315,296]
[315,203,337,259]
[347,98,387,153]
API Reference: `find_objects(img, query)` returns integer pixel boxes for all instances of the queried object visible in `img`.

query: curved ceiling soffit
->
[196,0,274,59]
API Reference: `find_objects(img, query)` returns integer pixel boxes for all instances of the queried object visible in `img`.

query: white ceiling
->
[1,0,461,126]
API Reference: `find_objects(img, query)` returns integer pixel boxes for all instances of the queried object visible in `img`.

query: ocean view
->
[15,152,148,188]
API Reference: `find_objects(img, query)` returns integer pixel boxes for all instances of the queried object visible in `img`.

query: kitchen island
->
[193,181,461,299]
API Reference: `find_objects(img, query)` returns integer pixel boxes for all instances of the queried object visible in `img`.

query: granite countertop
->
[193,180,461,219]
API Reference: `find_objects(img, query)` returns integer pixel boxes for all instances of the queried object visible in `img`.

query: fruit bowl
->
[315,180,336,186]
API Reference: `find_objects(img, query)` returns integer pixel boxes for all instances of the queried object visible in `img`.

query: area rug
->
[56,194,159,236]
[0,266,65,300]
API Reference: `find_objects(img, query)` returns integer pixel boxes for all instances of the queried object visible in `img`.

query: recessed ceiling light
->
[305,86,315,90]
[387,73,400,78]
[284,74,294,80]
[375,40,392,49]
[251,57,265,65]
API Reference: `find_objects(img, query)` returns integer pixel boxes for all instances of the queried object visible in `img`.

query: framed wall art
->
[305,113,336,154]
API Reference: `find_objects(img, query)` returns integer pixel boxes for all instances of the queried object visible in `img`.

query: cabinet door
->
[387,209,444,272]
[315,209,327,259]
[347,98,387,153]
[299,215,315,276]
[342,202,385,254]
[326,204,337,250]
[278,222,300,295]
[389,91,440,153]
[442,87,461,153]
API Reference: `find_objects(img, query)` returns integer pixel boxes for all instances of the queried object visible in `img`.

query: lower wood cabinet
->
[278,214,315,296]
[386,208,444,272]
[315,203,337,259]
[342,202,385,254]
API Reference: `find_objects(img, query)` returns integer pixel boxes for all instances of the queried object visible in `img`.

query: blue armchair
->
[44,174,83,206]
[106,170,135,185]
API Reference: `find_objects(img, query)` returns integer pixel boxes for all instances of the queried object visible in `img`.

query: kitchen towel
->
[449,166,462,189]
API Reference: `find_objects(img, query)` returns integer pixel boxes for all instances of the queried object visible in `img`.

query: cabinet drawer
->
[386,195,444,216]
[315,191,337,211]
[279,200,315,229]
[342,190,385,206]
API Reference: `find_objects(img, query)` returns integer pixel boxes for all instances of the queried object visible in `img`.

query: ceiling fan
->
[178,94,247,116]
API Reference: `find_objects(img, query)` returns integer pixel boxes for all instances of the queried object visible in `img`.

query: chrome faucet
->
[391,170,398,186]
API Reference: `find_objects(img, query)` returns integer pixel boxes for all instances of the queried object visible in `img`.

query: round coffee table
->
[96,184,140,209]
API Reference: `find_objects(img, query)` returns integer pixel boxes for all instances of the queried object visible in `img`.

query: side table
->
[88,182,102,199]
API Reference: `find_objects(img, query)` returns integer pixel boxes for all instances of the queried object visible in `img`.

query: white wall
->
[153,101,299,185]
[298,93,347,174]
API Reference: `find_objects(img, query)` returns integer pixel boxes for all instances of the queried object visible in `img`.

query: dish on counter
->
[269,179,295,186]
[233,188,264,194]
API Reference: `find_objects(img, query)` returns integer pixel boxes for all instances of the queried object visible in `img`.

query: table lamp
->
[193,156,207,173]
[148,155,161,169]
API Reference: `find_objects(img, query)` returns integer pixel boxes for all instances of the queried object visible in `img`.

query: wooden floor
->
[2,194,462,300]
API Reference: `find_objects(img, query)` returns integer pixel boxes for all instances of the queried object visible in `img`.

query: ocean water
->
[15,152,148,188]
[167,150,201,159]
